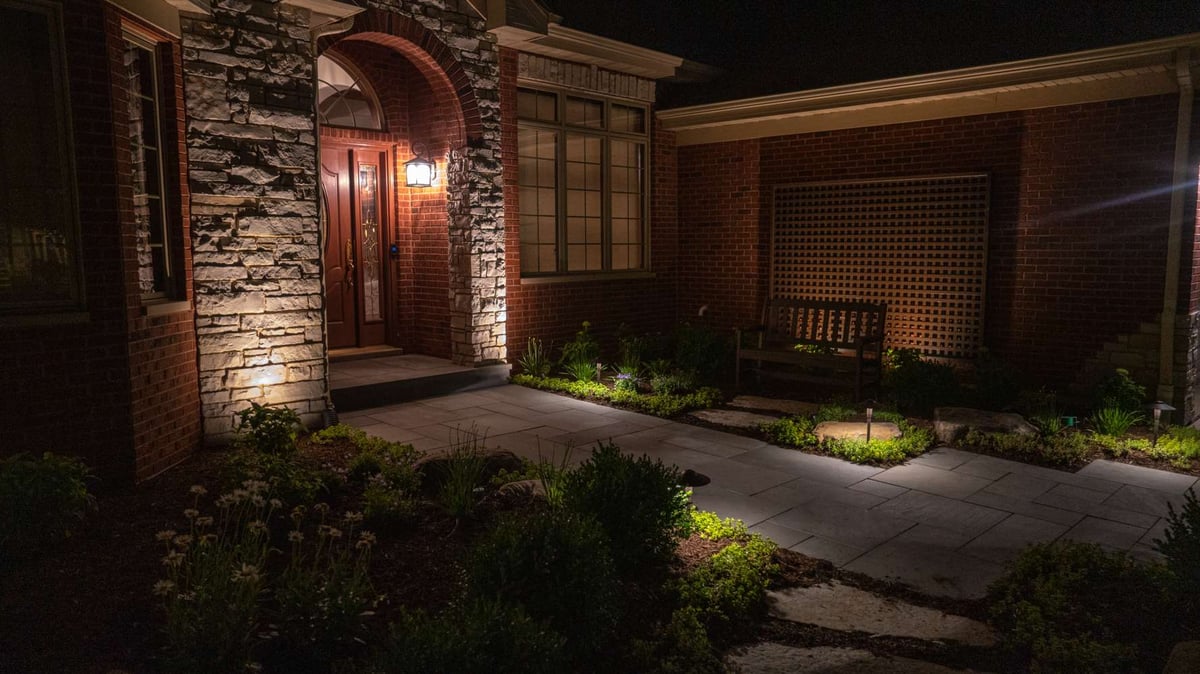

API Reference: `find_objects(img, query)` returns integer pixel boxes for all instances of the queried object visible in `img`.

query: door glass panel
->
[358,163,381,322]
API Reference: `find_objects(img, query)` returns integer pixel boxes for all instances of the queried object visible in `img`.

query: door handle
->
[345,238,355,288]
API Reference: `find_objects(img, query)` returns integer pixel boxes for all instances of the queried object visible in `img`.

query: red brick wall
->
[0,1,136,483]
[501,49,679,366]
[678,95,1183,388]
[113,11,202,482]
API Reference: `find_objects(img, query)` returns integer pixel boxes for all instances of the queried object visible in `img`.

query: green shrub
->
[1094,368,1146,412]
[987,541,1174,673]
[466,509,618,666]
[1090,407,1143,436]
[266,509,379,672]
[762,415,816,447]
[1155,489,1200,627]
[887,356,962,417]
[961,429,1091,468]
[674,323,731,384]
[616,332,648,373]
[612,371,639,393]
[235,402,301,456]
[374,600,566,674]
[562,442,691,579]
[518,336,553,378]
[628,606,724,674]
[1030,413,1066,437]
[346,437,421,493]
[676,536,778,642]
[650,370,697,395]
[814,403,856,423]
[308,422,366,445]
[824,424,933,464]
[511,374,721,417]
[1092,433,1151,458]
[645,358,674,379]
[689,509,750,541]
[1153,425,1200,461]
[0,452,94,564]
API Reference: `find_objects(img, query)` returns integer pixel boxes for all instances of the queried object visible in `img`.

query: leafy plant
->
[645,358,674,379]
[266,508,379,672]
[561,358,600,383]
[1094,368,1146,412]
[628,606,724,674]
[673,323,731,384]
[823,424,934,464]
[650,370,697,394]
[0,452,94,564]
[1030,413,1066,438]
[562,442,691,579]
[518,336,553,378]
[612,371,639,393]
[987,541,1175,673]
[223,449,327,505]
[886,354,962,417]
[1152,425,1200,461]
[814,403,856,423]
[688,509,750,542]
[155,482,276,674]
[235,402,302,456]
[1155,489,1200,628]
[1090,407,1143,436]
[511,374,721,417]
[675,536,778,643]
[346,436,422,497]
[762,415,816,447]
[560,321,600,367]
[375,600,565,674]
[617,332,647,373]
[466,509,618,666]
[1092,433,1151,458]
[435,426,489,519]
[961,429,1092,468]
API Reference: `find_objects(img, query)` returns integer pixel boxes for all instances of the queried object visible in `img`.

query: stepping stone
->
[692,408,779,430]
[730,395,820,416]
[767,582,996,647]
[815,421,901,441]
[934,407,1037,444]
[728,643,980,673]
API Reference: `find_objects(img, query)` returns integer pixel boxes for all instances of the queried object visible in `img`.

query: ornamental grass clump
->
[1089,407,1144,437]
[435,426,490,520]
[518,336,553,378]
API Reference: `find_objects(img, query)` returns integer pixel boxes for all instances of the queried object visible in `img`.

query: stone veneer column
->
[182,0,325,438]
[373,0,506,367]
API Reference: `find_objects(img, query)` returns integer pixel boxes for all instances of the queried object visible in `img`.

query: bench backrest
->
[762,298,886,348]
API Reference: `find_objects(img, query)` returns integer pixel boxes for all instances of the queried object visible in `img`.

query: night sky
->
[543,0,1200,106]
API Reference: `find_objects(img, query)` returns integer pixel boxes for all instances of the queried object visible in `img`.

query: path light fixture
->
[1149,400,1176,447]
[404,142,437,187]
[865,405,874,443]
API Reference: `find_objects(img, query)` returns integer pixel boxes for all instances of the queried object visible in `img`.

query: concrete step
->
[330,363,511,412]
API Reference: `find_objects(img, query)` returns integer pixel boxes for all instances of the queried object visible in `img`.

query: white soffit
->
[658,34,1200,145]
[494,23,684,79]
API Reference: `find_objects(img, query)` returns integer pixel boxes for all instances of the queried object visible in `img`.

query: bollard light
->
[1149,401,1176,447]
[866,406,874,443]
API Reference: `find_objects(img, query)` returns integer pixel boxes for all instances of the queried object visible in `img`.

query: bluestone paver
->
[733,445,884,486]
[874,490,1009,537]
[982,472,1057,500]
[964,490,1085,527]
[749,521,813,549]
[961,514,1069,564]
[1061,516,1149,550]
[908,447,976,471]
[848,478,910,499]
[1034,486,1159,528]
[874,462,992,499]
[757,476,888,510]
[689,487,792,527]
[1076,459,1198,494]
[699,458,802,496]
[768,499,916,550]
[789,536,867,566]
[951,454,1015,480]
[1104,484,1191,517]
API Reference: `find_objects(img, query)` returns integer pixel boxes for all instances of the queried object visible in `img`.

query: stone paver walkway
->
[343,385,1197,599]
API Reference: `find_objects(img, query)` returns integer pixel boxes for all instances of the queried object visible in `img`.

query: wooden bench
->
[735,298,887,400]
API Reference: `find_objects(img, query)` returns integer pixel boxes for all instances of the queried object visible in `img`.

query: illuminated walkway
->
[344,385,1195,599]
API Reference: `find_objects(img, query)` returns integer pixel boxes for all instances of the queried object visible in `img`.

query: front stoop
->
[331,363,511,412]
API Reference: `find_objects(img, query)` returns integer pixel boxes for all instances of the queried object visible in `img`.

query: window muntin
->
[0,0,82,313]
[516,87,648,276]
[124,36,173,298]
[317,55,382,130]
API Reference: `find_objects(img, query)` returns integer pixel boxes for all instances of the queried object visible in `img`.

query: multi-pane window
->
[517,87,648,275]
[124,34,176,299]
[0,0,82,313]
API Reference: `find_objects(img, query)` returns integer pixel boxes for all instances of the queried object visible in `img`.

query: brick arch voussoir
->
[320,7,483,145]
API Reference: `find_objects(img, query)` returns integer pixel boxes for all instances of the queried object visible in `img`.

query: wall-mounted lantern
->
[404,143,437,187]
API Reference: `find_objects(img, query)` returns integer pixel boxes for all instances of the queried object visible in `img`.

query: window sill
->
[142,300,192,317]
[519,271,656,285]
[0,311,91,328]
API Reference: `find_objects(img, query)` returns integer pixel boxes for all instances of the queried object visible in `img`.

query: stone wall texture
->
[183,0,326,437]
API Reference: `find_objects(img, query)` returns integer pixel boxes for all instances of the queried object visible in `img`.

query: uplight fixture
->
[404,142,437,187]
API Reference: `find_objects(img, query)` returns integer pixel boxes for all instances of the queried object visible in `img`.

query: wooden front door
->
[321,143,390,349]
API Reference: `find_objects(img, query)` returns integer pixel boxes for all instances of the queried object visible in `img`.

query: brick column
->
[182,0,325,438]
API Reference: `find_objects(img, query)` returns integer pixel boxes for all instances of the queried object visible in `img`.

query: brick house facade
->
[2,0,1198,484]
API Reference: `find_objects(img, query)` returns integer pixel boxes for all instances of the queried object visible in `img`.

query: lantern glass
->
[405,158,435,187]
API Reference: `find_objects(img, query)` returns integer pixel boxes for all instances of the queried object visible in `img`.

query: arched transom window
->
[317,55,382,130]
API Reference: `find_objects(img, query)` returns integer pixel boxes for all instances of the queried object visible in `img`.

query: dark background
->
[544,0,1200,105]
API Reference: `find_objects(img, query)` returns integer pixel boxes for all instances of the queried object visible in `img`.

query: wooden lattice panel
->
[771,175,989,359]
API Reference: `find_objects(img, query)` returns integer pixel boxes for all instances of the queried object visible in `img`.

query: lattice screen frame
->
[771,174,990,360]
